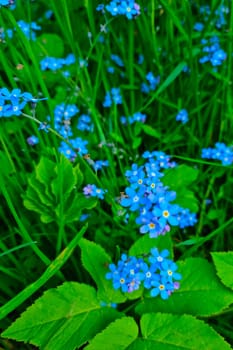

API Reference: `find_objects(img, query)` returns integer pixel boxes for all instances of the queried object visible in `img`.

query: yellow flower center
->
[163,210,169,218]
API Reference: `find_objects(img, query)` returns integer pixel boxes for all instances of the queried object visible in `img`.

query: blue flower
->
[121,187,145,211]
[27,135,39,146]
[176,109,189,124]
[83,184,107,199]
[150,277,174,299]
[160,260,182,282]
[153,202,180,229]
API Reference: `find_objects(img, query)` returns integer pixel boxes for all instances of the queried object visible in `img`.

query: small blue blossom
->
[103,88,122,107]
[83,184,107,199]
[176,109,189,124]
[27,135,39,146]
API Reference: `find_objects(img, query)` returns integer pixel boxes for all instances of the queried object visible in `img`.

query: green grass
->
[0,0,233,348]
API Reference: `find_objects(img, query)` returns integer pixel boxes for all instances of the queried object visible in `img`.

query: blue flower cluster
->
[97,1,141,20]
[120,152,197,237]
[53,103,79,138]
[58,138,88,160]
[106,248,181,299]
[45,102,89,160]
[77,114,94,132]
[0,20,41,41]
[40,54,75,71]
[199,36,227,67]
[0,88,47,117]
[141,72,160,94]
[120,111,147,125]
[197,4,229,29]
[176,109,189,124]
[202,142,233,166]
[103,88,122,107]
[0,0,15,8]
[83,184,107,199]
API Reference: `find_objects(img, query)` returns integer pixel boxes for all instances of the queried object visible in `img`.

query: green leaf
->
[162,164,199,188]
[34,33,64,57]
[73,163,84,190]
[35,156,56,187]
[24,155,90,224]
[173,189,199,213]
[127,313,231,350]
[132,137,142,149]
[2,282,121,350]
[135,258,233,317]
[28,175,53,206]
[140,124,161,139]
[159,0,189,40]
[23,186,54,223]
[51,155,76,201]
[129,234,173,258]
[211,252,233,290]
[79,238,126,304]
[162,165,199,212]
[86,317,138,350]
[63,194,97,224]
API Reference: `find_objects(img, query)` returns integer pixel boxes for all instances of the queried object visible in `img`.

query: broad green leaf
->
[51,155,76,201]
[162,164,199,188]
[129,234,173,258]
[173,189,199,213]
[211,252,233,290]
[2,282,121,350]
[79,239,127,304]
[127,313,231,350]
[35,156,56,187]
[28,175,53,206]
[73,163,84,189]
[86,317,138,350]
[135,258,233,317]
[63,194,97,224]
[162,165,199,212]
[23,186,54,223]
[34,33,64,57]
[24,155,91,224]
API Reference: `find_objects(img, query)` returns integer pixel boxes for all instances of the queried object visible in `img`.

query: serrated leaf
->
[86,317,138,350]
[129,234,173,258]
[79,239,126,304]
[51,155,76,201]
[73,163,84,190]
[2,282,121,350]
[28,175,53,206]
[211,252,233,290]
[135,258,233,317]
[63,194,97,224]
[23,186,54,223]
[35,156,56,187]
[24,155,86,224]
[127,313,231,350]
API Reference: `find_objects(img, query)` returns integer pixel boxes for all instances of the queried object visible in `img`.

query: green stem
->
[196,176,215,236]
[0,224,88,321]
